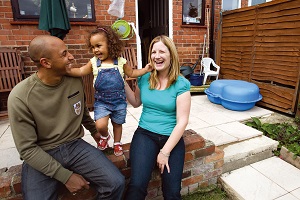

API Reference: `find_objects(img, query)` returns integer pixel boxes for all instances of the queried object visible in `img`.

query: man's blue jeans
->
[125,127,185,200]
[21,139,125,200]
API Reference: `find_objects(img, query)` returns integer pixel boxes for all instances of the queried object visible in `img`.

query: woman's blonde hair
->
[148,35,180,89]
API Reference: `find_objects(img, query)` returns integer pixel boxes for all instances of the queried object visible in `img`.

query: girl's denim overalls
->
[93,59,127,124]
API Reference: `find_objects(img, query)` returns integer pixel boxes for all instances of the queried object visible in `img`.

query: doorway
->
[138,0,169,66]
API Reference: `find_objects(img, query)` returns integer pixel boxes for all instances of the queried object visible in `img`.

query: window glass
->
[182,0,206,25]
[222,0,240,11]
[249,0,271,6]
[11,0,95,22]
[18,0,39,16]
[67,1,93,19]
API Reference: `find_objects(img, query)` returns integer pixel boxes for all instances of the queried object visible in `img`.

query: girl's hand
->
[157,151,170,174]
[144,63,153,72]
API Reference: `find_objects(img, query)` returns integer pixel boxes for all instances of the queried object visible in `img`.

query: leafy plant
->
[246,117,300,158]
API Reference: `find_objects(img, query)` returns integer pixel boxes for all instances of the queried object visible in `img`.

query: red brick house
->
[1,0,223,68]
[0,0,271,115]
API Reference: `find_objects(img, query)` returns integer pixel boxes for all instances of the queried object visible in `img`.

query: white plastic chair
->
[201,57,220,85]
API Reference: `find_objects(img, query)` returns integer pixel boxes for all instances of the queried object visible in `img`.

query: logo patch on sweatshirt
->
[73,101,81,115]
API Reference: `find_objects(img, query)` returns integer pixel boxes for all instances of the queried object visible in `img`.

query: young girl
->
[67,25,152,156]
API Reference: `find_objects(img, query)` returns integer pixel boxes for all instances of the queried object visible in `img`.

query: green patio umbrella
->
[38,0,71,40]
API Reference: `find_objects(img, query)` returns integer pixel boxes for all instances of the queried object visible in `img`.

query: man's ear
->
[40,58,51,68]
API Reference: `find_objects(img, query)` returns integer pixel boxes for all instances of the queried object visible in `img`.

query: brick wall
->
[0,0,257,73]
[0,0,225,115]
[0,130,224,199]
[0,0,225,74]
[0,0,137,75]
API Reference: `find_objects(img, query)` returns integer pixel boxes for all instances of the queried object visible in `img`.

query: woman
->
[124,35,191,199]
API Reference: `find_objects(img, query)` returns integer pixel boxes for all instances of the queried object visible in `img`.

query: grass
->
[182,185,229,200]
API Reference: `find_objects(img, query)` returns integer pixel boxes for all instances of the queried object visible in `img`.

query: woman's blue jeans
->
[124,127,185,200]
[21,139,125,200]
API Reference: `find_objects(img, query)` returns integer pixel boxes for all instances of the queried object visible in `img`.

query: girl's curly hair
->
[86,25,124,59]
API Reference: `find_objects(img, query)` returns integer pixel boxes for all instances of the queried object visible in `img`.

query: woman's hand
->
[157,151,170,174]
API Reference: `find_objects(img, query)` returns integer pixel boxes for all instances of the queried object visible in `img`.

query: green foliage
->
[295,116,300,124]
[246,117,300,158]
[182,186,228,200]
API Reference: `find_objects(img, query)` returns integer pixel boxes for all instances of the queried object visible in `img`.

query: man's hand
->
[92,132,101,144]
[65,173,90,193]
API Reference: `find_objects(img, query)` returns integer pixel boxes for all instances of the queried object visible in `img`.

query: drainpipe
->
[129,22,142,69]
[209,0,215,60]
[133,0,142,69]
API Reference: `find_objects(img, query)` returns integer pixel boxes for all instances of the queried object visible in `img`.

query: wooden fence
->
[218,0,300,115]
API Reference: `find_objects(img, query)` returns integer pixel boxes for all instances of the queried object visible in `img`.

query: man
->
[8,35,125,200]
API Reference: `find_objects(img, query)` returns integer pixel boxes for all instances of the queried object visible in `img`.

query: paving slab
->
[196,111,236,126]
[186,115,211,130]
[196,126,237,146]
[0,147,22,169]
[221,165,287,200]
[223,136,278,163]
[275,193,299,200]
[0,128,15,150]
[216,122,263,141]
[221,157,300,200]
[251,157,300,192]
[291,188,300,199]
[0,120,9,136]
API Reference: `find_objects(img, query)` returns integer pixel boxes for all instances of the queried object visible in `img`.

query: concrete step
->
[219,156,300,200]
[220,135,279,173]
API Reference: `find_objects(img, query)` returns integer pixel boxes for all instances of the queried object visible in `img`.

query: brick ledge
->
[0,129,224,199]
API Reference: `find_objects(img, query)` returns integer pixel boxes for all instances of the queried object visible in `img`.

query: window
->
[11,0,95,22]
[182,0,206,26]
[222,0,241,11]
[248,0,271,6]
